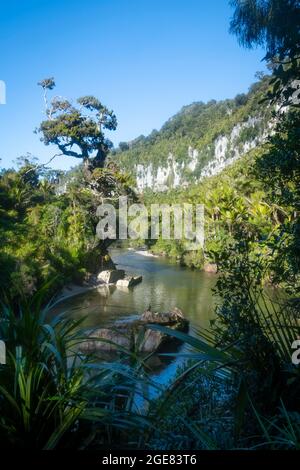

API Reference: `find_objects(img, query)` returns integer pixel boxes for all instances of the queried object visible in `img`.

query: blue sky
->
[0,0,266,171]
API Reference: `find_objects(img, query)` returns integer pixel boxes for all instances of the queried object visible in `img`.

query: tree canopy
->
[230,0,300,106]
[38,78,117,169]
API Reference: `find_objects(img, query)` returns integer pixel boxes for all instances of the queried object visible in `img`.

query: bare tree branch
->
[22,153,64,175]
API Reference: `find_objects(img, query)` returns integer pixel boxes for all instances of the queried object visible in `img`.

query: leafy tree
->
[230,0,300,289]
[230,0,299,58]
[254,109,300,291]
[118,141,130,151]
[234,93,248,106]
[230,0,300,106]
[14,154,40,188]
[38,78,117,170]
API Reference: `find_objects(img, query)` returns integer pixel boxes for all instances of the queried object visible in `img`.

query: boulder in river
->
[97,269,125,284]
[203,263,218,274]
[80,307,189,354]
[116,275,143,288]
[141,307,185,324]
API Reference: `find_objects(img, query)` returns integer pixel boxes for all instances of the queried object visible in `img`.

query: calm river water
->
[56,248,218,386]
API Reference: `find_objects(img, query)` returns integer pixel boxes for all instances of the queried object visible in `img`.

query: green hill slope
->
[114,77,273,191]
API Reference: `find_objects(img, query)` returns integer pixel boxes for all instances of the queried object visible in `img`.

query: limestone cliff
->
[115,77,274,191]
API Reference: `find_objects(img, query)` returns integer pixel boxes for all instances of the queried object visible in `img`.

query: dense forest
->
[0,0,300,452]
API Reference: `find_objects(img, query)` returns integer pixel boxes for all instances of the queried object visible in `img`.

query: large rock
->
[97,269,125,284]
[203,263,218,274]
[80,307,189,354]
[82,326,132,353]
[141,307,186,325]
[116,275,143,288]
[138,328,166,353]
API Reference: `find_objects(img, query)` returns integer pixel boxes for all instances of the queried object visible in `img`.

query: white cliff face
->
[135,115,269,192]
[187,146,198,171]
[136,164,154,191]
[136,153,183,191]
[200,116,262,179]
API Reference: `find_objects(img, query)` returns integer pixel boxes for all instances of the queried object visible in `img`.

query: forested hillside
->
[115,76,274,191]
[1,0,300,453]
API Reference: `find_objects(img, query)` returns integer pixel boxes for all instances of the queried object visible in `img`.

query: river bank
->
[54,248,217,328]
[56,249,145,304]
[50,248,217,385]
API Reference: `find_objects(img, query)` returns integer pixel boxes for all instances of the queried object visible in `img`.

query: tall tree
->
[229,0,300,282]
[37,78,117,170]
[230,0,300,105]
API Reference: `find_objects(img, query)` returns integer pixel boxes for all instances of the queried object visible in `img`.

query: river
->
[56,248,217,387]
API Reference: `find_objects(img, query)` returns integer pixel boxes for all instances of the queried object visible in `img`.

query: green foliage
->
[230,0,299,56]
[235,122,261,147]
[0,291,153,449]
[38,78,117,169]
[250,400,300,449]
[139,146,281,269]
[253,109,300,293]
[230,1,300,108]
[1,4,299,450]
[148,364,233,449]
[116,77,273,180]
[182,250,204,269]
[0,161,109,302]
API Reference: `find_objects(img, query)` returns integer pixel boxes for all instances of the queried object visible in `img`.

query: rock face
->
[97,269,125,284]
[133,116,271,192]
[141,307,185,324]
[203,263,218,274]
[80,307,189,354]
[116,276,143,288]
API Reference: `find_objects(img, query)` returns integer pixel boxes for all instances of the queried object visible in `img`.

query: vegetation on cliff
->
[0,0,299,451]
[115,75,273,181]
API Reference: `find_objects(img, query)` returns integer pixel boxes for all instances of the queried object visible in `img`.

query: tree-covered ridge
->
[115,76,274,181]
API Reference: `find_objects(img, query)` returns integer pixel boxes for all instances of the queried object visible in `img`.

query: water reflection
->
[53,248,217,385]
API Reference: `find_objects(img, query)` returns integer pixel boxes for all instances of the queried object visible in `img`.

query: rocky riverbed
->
[80,307,189,353]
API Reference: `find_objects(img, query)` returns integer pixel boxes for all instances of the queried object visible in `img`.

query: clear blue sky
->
[0,0,266,171]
